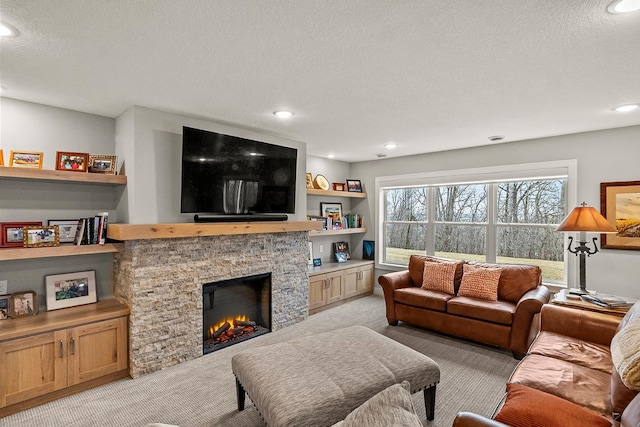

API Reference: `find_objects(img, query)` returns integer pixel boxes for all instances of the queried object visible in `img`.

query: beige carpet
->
[1,295,518,427]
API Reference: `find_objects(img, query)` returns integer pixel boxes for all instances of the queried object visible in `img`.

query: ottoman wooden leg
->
[236,377,246,411]
[424,384,436,421]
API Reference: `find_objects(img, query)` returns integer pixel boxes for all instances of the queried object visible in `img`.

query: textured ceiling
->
[1,1,639,162]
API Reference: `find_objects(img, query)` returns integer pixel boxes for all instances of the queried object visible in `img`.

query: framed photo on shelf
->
[600,180,640,250]
[48,219,80,244]
[332,183,345,191]
[88,154,117,174]
[0,221,43,248]
[45,270,97,311]
[346,179,362,193]
[9,151,43,169]
[0,295,9,320]
[320,202,343,221]
[23,225,60,248]
[0,149,4,166]
[9,291,38,318]
[56,151,89,172]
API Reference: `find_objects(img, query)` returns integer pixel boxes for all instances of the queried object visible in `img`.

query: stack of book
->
[73,212,109,245]
[580,293,635,308]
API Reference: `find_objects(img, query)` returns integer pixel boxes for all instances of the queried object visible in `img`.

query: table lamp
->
[556,202,617,294]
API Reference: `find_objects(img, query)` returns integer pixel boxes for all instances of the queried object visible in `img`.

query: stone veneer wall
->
[113,231,309,378]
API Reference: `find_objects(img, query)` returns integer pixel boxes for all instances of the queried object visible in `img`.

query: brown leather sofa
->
[378,255,550,358]
[452,302,640,426]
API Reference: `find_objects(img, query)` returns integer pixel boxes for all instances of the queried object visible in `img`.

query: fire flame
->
[208,314,249,338]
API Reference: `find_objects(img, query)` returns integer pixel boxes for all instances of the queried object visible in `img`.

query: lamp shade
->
[556,203,617,233]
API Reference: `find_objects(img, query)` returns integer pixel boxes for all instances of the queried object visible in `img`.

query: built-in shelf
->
[309,226,367,237]
[306,188,367,199]
[0,166,127,185]
[107,221,322,240]
[0,243,124,261]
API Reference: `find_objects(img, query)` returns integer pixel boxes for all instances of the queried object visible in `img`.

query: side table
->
[551,289,633,317]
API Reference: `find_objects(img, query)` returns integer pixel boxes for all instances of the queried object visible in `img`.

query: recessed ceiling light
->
[0,22,19,37]
[384,143,397,149]
[608,0,640,13]
[327,154,335,159]
[273,110,294,119]
[613,104,639,112]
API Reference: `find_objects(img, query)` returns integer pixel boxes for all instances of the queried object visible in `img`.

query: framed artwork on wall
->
[320,202,343,221]
[600,180,640,250]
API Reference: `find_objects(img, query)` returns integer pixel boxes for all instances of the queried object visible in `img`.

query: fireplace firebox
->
[202,272,272,354]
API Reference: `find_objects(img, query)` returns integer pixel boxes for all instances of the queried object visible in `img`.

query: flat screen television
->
[180,126,298,217]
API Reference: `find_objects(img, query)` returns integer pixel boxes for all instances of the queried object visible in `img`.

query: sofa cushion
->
[447,296,515,325]
[467,262,541,303]
[395,287,451,312]
[510,354,612,416]
[331,381,422,427]
[612,318,640,391]
[529,331,613,374]
[457,264,502,301]
[409,255,464,291]
[422,260,457,294]
[494,383,610,427]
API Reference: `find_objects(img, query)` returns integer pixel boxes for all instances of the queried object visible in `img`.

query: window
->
[378,161,575,284]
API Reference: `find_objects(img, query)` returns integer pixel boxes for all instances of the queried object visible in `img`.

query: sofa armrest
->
[378,270,413,325]
[509,285,550,355]
[452,412,510,427]
[540,303,621,346]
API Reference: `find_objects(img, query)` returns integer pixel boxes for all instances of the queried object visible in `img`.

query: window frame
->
[376,160,577,287]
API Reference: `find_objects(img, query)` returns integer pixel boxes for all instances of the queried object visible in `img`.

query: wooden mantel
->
[107,221,322,241]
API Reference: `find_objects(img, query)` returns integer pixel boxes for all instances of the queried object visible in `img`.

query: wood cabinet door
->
[68,317,128,386]
[0,330,67,407]
[309,275,327,310]
[326,272,344,304]
[344,267,359,299]
[357,265,374,293]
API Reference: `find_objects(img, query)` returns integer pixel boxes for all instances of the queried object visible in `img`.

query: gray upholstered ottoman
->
[231,325,440,426]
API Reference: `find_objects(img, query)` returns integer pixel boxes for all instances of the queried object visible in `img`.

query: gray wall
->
[350,125,640,298]
[0,97,119,305]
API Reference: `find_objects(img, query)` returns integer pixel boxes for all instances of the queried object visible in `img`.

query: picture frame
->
[23,225,60,248]
[9,291,38,318]
[320,202,343,222]
[308,241,314,266]
[363,240,375,260]
[332,183,345,191]
[0,149,4,166]
[305,172,314,189]
[45,270,97,311]
[88,154,117,174]
[48,219,80,244]
[600,180,640,250]
[56,151,89,172]
[313,258,322,267]
[0,294,9,320]
[0,221,43,248]
[346,179,363,193]
[9,151,43,169]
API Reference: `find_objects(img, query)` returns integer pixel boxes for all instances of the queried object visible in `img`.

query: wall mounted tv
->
[180,126,298,217]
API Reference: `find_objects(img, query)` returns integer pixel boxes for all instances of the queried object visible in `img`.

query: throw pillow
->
[494,383,610,427]
[421,260,457,294]
[457,264,502,301]
[611,318,640,390]
[331,381,422,427]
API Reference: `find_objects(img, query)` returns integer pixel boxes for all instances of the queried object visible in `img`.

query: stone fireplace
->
[112,229,311,378]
